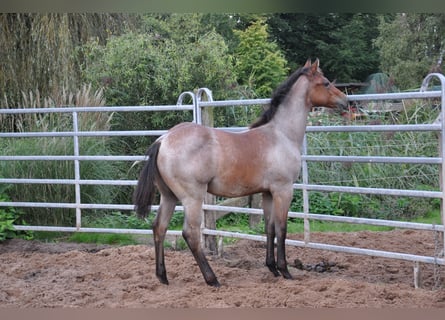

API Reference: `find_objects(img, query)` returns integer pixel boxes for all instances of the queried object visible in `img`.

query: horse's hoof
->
[267,265,281,277]
[281,270,293,280]
[157,274,169,285]
[206,279,221,288]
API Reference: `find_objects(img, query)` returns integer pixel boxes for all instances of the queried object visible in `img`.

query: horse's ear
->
[304,59,311,68]
[310,58,320,74]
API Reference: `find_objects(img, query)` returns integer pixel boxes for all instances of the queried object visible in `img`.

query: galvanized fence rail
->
[1,74,445,285]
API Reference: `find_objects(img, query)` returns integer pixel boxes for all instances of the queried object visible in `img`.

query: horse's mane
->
[250,66,309,129]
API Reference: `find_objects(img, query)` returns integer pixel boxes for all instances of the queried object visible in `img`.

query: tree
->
[267,13,381,82]
[0,13,139,107]
[375,13,445,90]
[315,13,381,82]
[233,18,289,98]
[80,16,237,155]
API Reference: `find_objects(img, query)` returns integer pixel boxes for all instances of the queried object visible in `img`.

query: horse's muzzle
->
[337,96,349,110]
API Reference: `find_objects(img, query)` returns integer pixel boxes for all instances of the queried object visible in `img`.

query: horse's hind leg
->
[182,199,220,287]
[152,194,176,285]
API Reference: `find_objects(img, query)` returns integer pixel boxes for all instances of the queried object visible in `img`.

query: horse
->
[133,59,348,287]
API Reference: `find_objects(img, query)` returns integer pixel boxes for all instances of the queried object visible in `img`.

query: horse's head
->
[303,59,348,110]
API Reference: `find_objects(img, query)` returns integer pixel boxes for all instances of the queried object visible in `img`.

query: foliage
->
[80,17,237,156]
[313,13,381,82]
[1,12,444,236]
[289,190,438,221]
[0,13,140,108]
[2,12,441,102]
[84,211,150,229]
[375,13,445,90]
[216,212,250,230]
[267,13,381,82]
[81,210,184,231]
[68,211,149,245]
[82,14,237,104]
[233,18,289,97]
[0,191,32,241]
[296,102,441,220]
[0,207,16,241]
[68,233,137,245]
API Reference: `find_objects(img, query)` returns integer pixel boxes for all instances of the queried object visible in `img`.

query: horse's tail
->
[133,141,162,219]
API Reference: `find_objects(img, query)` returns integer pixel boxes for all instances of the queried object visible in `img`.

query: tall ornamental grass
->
[0,85,123,225]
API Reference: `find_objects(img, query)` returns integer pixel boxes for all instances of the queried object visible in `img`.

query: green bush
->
[0,190,32,241]
[80,29,237,156]
[0,208,16,241]
[81,211,151,229]
[233,18,288,97]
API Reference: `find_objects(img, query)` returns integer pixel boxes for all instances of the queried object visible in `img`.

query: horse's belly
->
[207,177,265,198]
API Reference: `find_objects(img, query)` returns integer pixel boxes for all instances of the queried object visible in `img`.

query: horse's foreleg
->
[273,189,293,280]
[262,192,280,276]
[152,195,176,285]
[182,201,220,287]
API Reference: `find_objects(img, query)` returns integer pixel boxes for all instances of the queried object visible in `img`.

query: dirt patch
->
[1,229,444,307]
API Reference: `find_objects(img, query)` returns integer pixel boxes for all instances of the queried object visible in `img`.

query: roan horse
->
[133,59,348,287]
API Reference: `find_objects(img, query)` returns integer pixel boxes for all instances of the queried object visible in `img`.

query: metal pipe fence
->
[1,74,444,277]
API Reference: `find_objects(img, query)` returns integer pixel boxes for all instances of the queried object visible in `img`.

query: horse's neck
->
[271,85,311,149]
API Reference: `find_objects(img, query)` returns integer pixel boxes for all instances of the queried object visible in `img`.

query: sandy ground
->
[1,229,444,308]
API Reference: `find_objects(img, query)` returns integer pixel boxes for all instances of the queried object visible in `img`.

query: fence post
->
[72,111,82,230]
[422,74,445,263]
[302,134,310,243]
[249,194,262,228]
[196,88,218,254]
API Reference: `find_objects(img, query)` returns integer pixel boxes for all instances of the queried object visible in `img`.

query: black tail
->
[133,141,161,219]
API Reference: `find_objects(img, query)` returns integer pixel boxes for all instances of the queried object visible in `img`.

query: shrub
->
[80,30,237,156]
[0,189,32,241]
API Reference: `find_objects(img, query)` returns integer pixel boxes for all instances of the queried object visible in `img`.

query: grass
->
[223,217,394,235]
[31,229,149,246]
[407,208,442,224]
[0,85,124,227]
[287,220,393,233]
[219,209,443,235]
[68,232,141,245]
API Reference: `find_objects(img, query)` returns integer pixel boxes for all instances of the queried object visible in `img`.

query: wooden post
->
[249,194,262,228]
[413,262,422,289]
[201,103,218,254]
[204,193,217,254]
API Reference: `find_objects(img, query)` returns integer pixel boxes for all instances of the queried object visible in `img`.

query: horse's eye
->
[323,81,330,88]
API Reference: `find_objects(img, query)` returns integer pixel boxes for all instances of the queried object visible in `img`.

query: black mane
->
[250,66,308,129]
